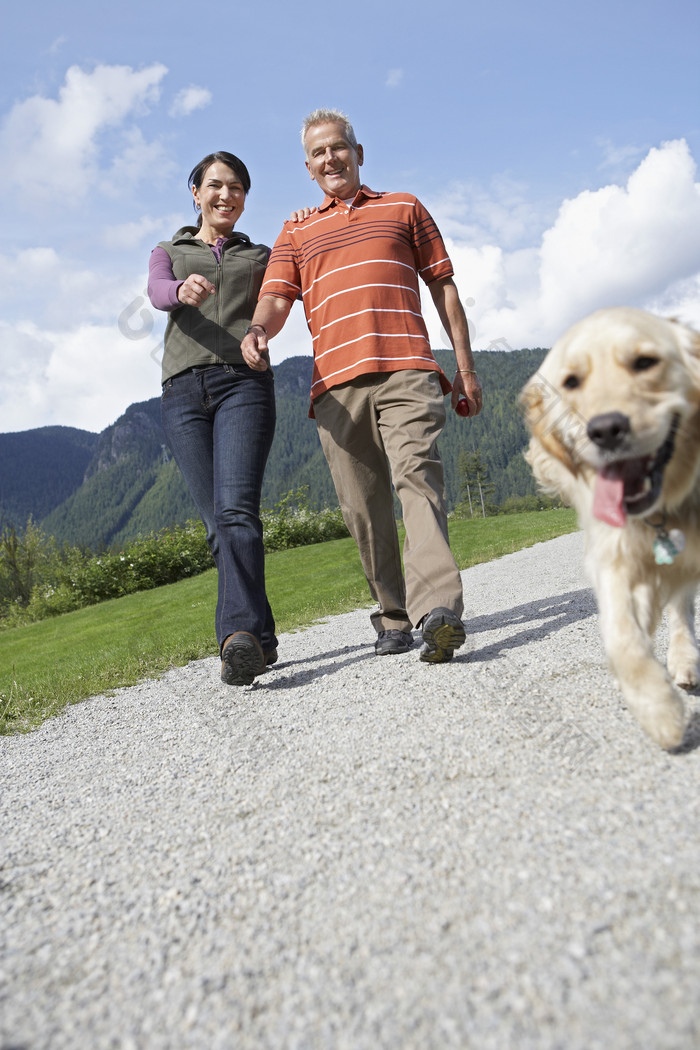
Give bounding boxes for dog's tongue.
[593,469,626,527]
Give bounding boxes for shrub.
[262,488,348,552]
[0,521,212,629]
[498,493,564,514]
[0,492,349,629]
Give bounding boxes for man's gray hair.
[301,108,358,154]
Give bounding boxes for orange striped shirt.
[260,186,454,402]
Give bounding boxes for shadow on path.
[674,708,700,754]
[463,588,597,664]
[261,589,598,689]
[263,643,370,691]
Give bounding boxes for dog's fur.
[521,307,700,748]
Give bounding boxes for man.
[241,108,483,663]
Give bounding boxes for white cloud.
[0,293,309,434]
[107,126,174,192]
[386,69,404,89]
[169,85,212,117]
[102,213,185,251]
[0,242,176,431]
[4,136,700,433]
[0,318,163,433]
[267,301,313,367]
[537,139,700,333]
[0,232,310,431]
[0,62,168,202]
[0,247,146,329]
[643,274,700,331]
[596,138,647,177]
[431,175,549,250]
[424,138,700,352]
[47,35,67,55]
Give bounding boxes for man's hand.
[452,370,483,416]
[427,277,482,416]
[241,325,271,371]
[240,297,293,370]
[177,273,215,307]
[289,206,317,223]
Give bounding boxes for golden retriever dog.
[521,307,700,749]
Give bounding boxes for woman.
[148,151,276,686]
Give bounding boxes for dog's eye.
[562,374,581,389]
[632,355,659,372]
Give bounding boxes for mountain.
[435,346,549,507]
[0,426,98,528]
[0,349,548,550]
[40,399,193,550]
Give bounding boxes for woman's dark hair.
[187,151,251,227]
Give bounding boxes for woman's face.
[192,160,246,236]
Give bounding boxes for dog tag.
[653,537,675,565]
[668,528,686,553]
[653,529,685,565]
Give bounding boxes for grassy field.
[0,509,577,734]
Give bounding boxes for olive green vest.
[158,227,270,382]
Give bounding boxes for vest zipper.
[216,253,223,358]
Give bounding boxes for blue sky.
[1,0,699,433]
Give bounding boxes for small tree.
[457,450,474,517]
[457,451,496,518]
[0,519,50,609]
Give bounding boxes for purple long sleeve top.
[148,238,227,311]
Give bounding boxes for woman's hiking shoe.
[256,648,278,675]
[220,632,265,685]
[374,630,414,656]
[419,607,466,664]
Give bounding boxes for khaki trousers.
[314,369,464,633]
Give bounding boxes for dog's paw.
[636,693,686,750]
[672,668,699,691]
[668,658,700,691]
[667,624,699,690]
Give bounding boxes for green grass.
[0,509,577,734]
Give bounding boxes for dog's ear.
[524,434,580,507]
[519,372,580,478]
[673,320,700,395]
[519,371,548,431]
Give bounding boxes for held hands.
[177,273,215,307]
[241,325,270,372]
[452,370,483,417]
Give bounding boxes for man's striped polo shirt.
[259,185,454,404]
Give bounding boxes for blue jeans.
[161,364,277,654]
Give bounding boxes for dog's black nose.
[587,412,631,450]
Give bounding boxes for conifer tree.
[458,451,496,518]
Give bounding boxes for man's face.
[304,122,364,201]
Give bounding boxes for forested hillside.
[434,347,547,506]
[0,427,98,527]
[0,348,548,549]
[40,399,193,550]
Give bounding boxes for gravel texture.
[1,531,699,1050]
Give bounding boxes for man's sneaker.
[221,632,265,685]
[419,607,466,664]
[374,630,414,656]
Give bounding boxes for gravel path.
[2,531,699,1050]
